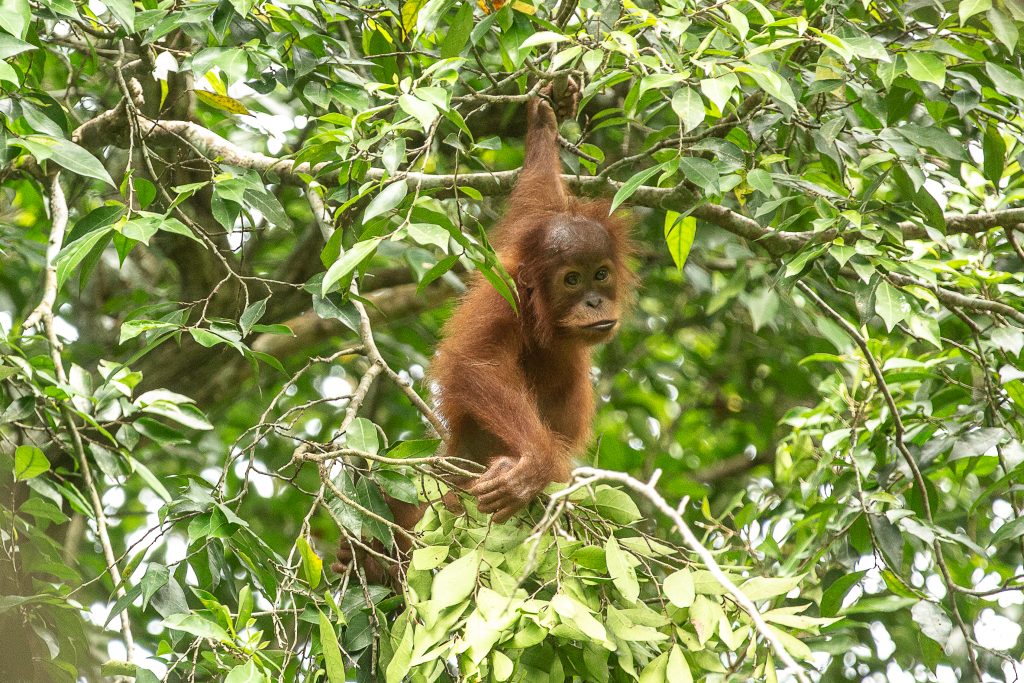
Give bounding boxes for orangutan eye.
[564,272,582,287]
[594,267,609,281]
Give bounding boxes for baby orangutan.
[334,84,633,583]
[431,85,634,522]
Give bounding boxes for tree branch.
[71,114,1022,257]
[23,172,136,661]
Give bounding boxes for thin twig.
[556,466,813,683]
[24,173,136,660]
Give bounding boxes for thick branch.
[73,114,1024,255]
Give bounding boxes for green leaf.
[440,2,475,59]
[239,298,267,337]
[678,156,720,195]
[610,164,664,214]
[664,568,695,608]
[991,515,1024,546]
[322,238,382,295]
[671,87,705,133]
[988,8,1019,52]
[664,211,696,271]
[667,645,693,683]
[820,570,866,616]
[346,417,380,454]
[398,94,438,131]
[740,574,804,601]
[590,485,642,524]
[431,550,479,609]
[747,168,773,195]
[700,73,738,112]
[386,439,441,459]
[0,0,31,39]
[874,280,909,332]
[0,33,34,59]
[904,52,945,88]
[983,124,1006,186]
[243,188,291,229]
[412,545,449,570]
[723,5,749,40]
[225,661,267,683]
[296,536,323,589]
[14,445,50,480]
[235,585,253,632]
[985,62,1024,99]
[639,652,668,683]
[911,600,952,647]
[363,180,408,222]
[318,610,346,683]
[959,0,991,25]
[17,135,115,186]
[161,613,231,642]
[521,31,569,48]
[227,0,257,18]
[54,224,115,291]
[104,0,136,31]
[606,536,640,603]
[895,124,967,161]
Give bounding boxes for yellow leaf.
[205,72,227,96]
[195,90,250,115]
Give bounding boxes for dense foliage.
[3,0,1024,680]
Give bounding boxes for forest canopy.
[2,0,1024,681]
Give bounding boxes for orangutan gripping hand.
[431,83,635,523]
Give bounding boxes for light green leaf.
[739,574,804,601]
[664,211,696,271]
[874,280,910,332]
[610,164,663,214]
[103,0,136,31]
[591,485,642,524]
[0,0,31,39]
[700,73,738,112]
[664,568,695,608]
[161,614,232,642]
[17,135,115,186]
[723,5,749,40]
[0,32,34,59]
[318,610,346,683]
[904,52,945,87]
[398,93,438,131]
[521,31,569,48]
[986,62,1024,99]
[14,445,50,481]
[606,536,640,603]
[959,0,992,24]
[492,651,514,681]
[431,550,479,609]
[296,536,323,589]
[639,652,668,683]
[667,645,693,683]
[671,87,705,133]
[988,8,1019,52]
[322,238,382,295]
[346,417,380,455]
[412,545,449,570]
[364,180,408,222]
[224,661,267,683]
